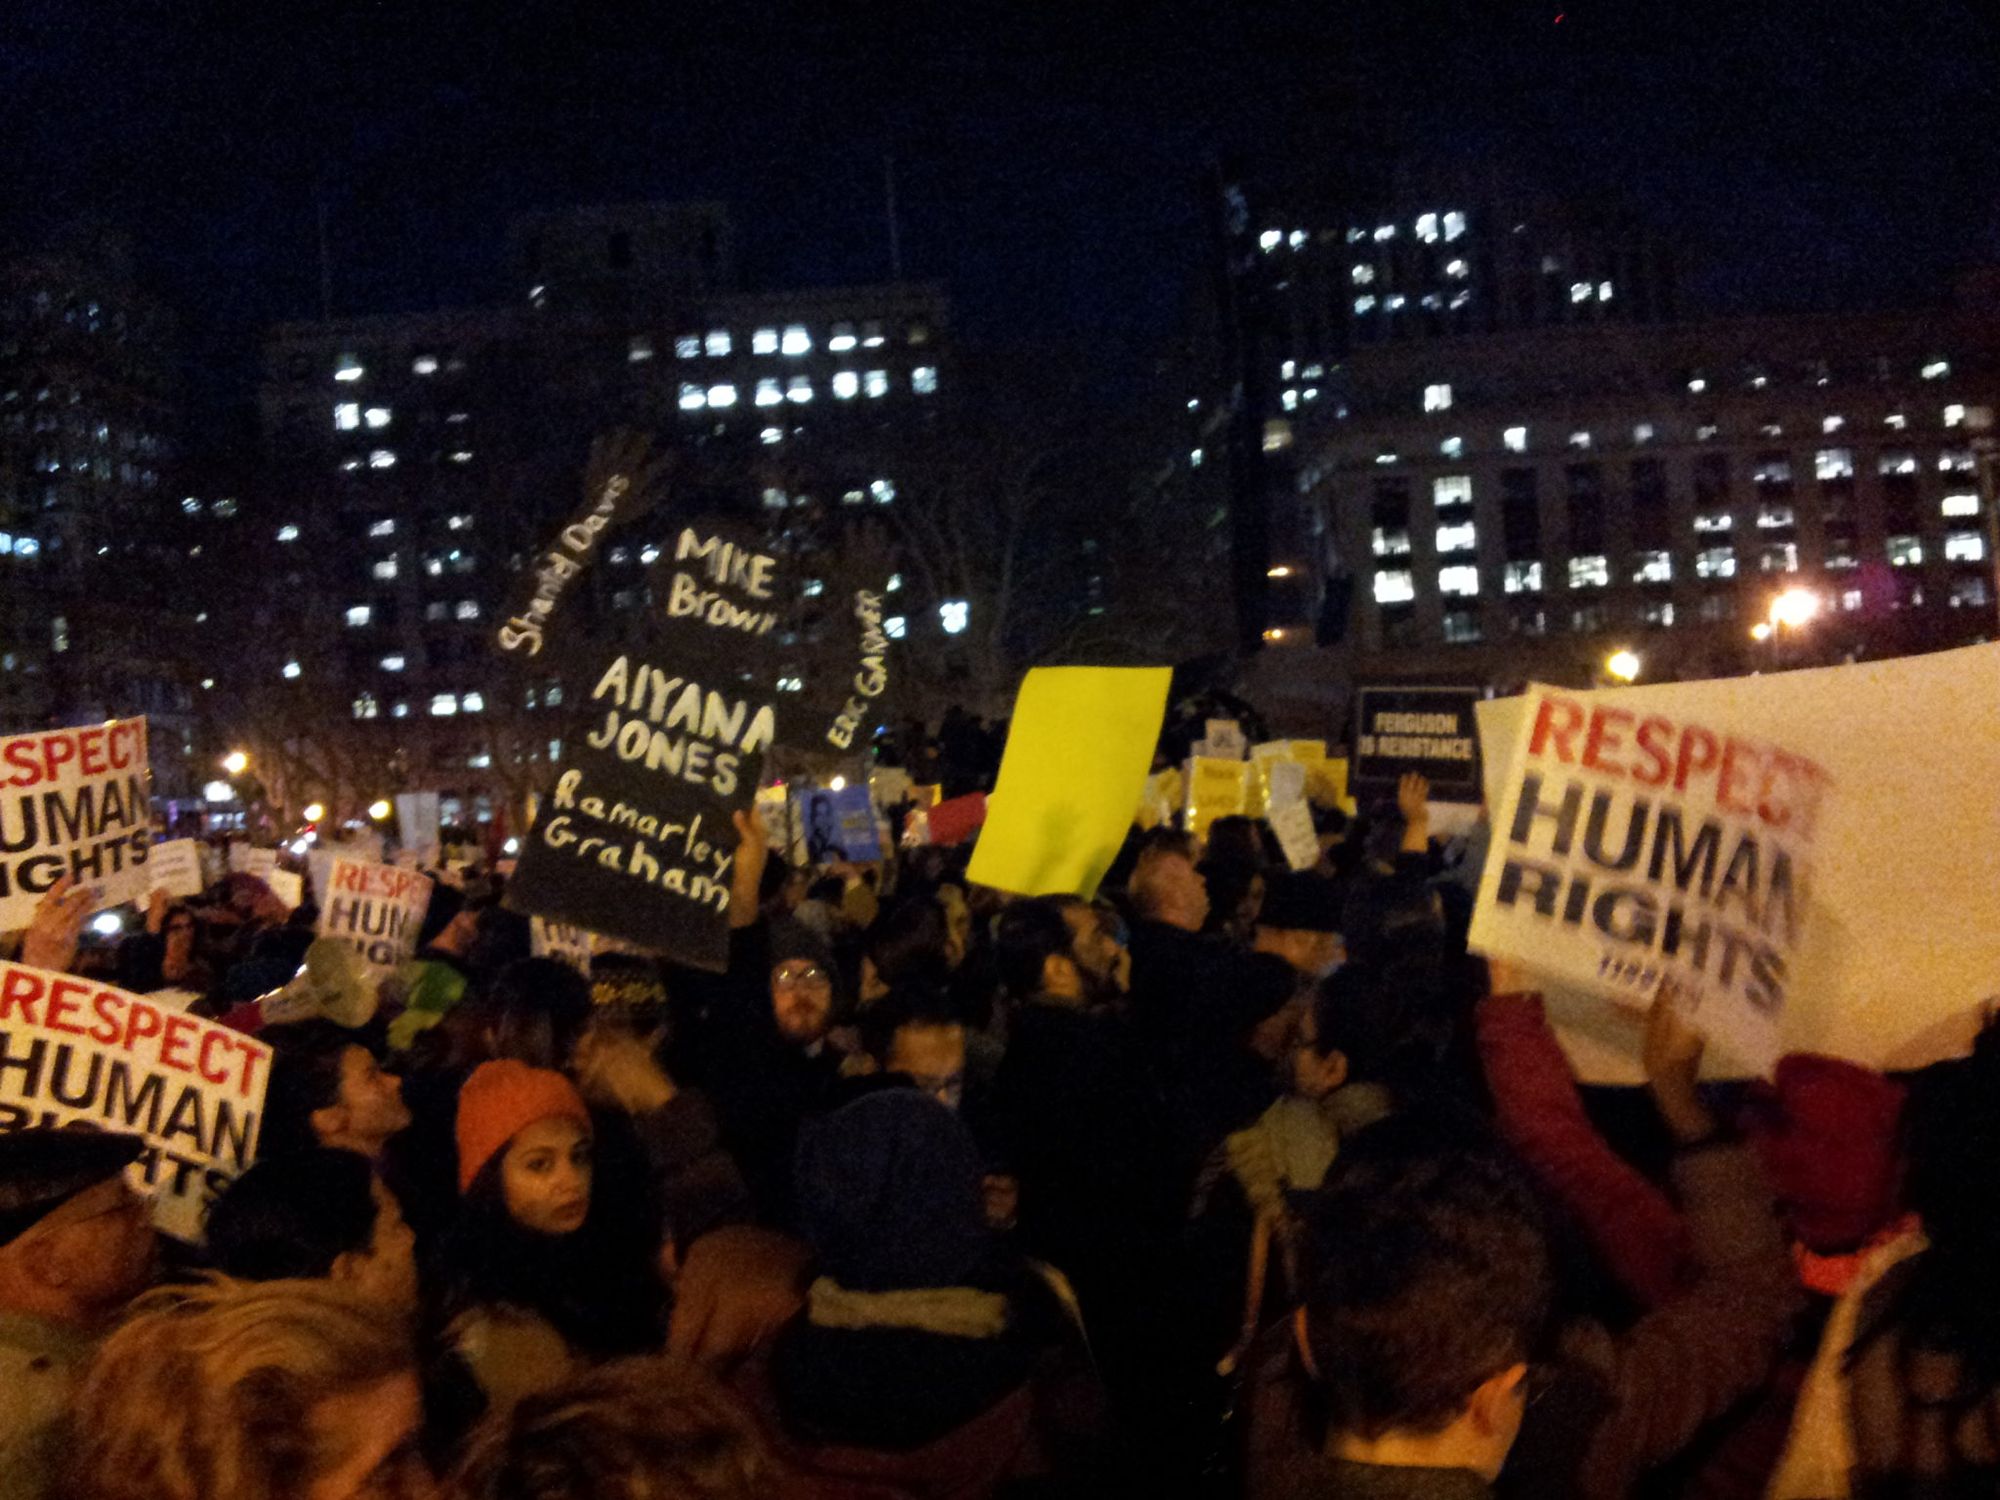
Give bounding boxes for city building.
[1297,265,2000,683]
[249,202,949,826]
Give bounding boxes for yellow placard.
[1186,756,1252,840]
[965,667,1172,898]
[1306,756,1356,816]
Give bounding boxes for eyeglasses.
[773,963,829,987]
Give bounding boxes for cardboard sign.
[147,839,206,900]
[819,589,893,751]
[228,844,279,883]
[266,869,304,912]
[0,961,272,1240]
[506,520,781,971]
[967,667,1171,899]
[0,718,153,931]
[1205,719,1249,761]
[1353,685,1485,803]
[1269,799,1321,872]
[1186,756,1252,840]
[317,857,434,977]
[529,916,595,974]
[1473,644,2000,1078]
[800,786,883,864]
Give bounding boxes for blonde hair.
[58,1276,417,1500]
[450,1356,768,1500]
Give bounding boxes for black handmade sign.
[1352,684,1485,803]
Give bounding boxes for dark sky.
[4,0,1997,410]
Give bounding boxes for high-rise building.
[249,203,949,826]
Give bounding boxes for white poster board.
[0,961,273,1239]
[147,839,206,900]
[316,858,433,977]
[1472,643,2000,1077]
[0,718,153,930]
[529,916,595,974]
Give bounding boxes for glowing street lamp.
[1769,588,1820,630]
[1750,621,1773,642]
[221,750,250,776]
[302,802,326,823]
[1604,648,1641,684]
[367,799,393,822]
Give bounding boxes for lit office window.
[862,321,886,348]
[1570,282,1593,304]
[461,692,485,713]
[1944,403,1967,428]
[1632,551,1673,584]
[1373,569,1416,604]
[828,323,857,353]
[456,600,480,620]
[1695,547,1736,579]
[1878,450,1919,476]
[781,325,812,356]
[786,376,813,403]
[1945,531,1986,562]
[1414,213,1439,242]
[381,654,406,672]
[755,378,782,407]
[277,524,301,542]
[864,370,889,399]
[1633,422,1655,444]
[707,384,738,408]
[628,336,654,363]
[430,694,458,717]
[1942,493,1980,517]
[345,605,371,627]
[1569,430,1592,450]
[912,366,938,395]
[752,328,779,354]
[1352,264,1376,285]
[1922,359,1950,380]
[368,449,396,469]
[1759,543,1798,573]
[1815,448,1854,481]
[1372,528,1411,557]
[1440,436,1464,458]
[1693,513,1733,533]
[1503,426,1527,453]
[1436,522,1477,554]
[1885,412,1908,430]
[1940,449,1976,474]
[413,354,439,375]
[334,403,360,431]
[1438,565,1480,596]
[1822,414,1845,433]
[1423,383,1453,412]
[1353,295,1377,314]
[675,335,701,359]
[1639,600,1674,626]
[832,371,859,400]
[1887,535,1924,567]
[1568,555,1610,588]
[1503,561,1542,594]
[335,355,364,382]
[1443,211,1467,240]
[1758,505,1796,529]
[372,557,397,581]
[705,330,732,357]
[352,694,378,720]
[1433,475,1472,508]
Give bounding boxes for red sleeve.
[1475,992,1695,1308]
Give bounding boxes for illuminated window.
[1878,450,1919,476]
[1373,448,1397,465]
[1945,403,1968,428]
[1942,493,1980,517]
[678,383,706,411]
[276,524,300,542]
[1754,456,1793,486]
[1842,588,1864,611]
[832,371,859,400]
[628,336,654,363]
[828,323,857,353]
[1951,578,1990,608]
[430,694,458,717]
[1697,423,1720,441]
[1568,555,1610,589]
[1503,426,1527,453]
[707,384,737,408]
[1695,547,1736,579]
[1687,377,1708,393]
[345,605,371,627]
[1822,414,1846,433]
[1569,430,1592,450]
[781,325,812,356]
[1503,561,1542,594]
[1815,448,1854,481]
[1945,531,1986,562]
[1374,569,1416,604]
[1598,281,1614,301]
[1446,259,1469,279]
[1922,359,1950,380]
[912,366,938,394]
[1423,383,1453,412]
[1440,436,1463,458]
[1570,281,1593,305]
[1436,522,1477,554]
[1353,295,1377,314]
[675,334,701,359]
[1385,294,1406,311]
[372,557,397,581]
[334,355,364,382]
[1887,535,1924,567]
[1694,512,1733,533]
[1282,389,1299,412]
[938,599,970,634]
[1940,449,1976,474]
[461,692,485,713]
[1885,412,1908,430]
[381,654,406,672]
[1758,505,1796,529]
[1352,264,1375,285]
[1443,211,1467,240]
[1415,213,1439,243]
[334,402,360,431]
[1371,528,1411,557]
[368,449,396,469]
[870,478,896,503]
[1443,609,1482,644]
[760,427,783,445]
[864,370,889,399]
[1633,422,1655,444]
[412,354,439,375]
[755,378,783,407]
[885,616,907,639]
[752,328,779,354]
[1632,551,1673,584]
[352,694,378,720]
[1374,224,1397,242]
[787,376,813,404]
[1439,565,1479,596]
[705,330,732,357]
[1433,475,1472,508]
[1759,543,1798,573]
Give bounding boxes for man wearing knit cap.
[1253,871,1345,982]
[0,1128,155,1500]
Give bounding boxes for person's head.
[60,1277,432,1500]
[416,883,476,957]
[858,899,953,1004]
[204,1149,418,1315]
[1287,1000,1351,1102]
[0,1129,154,1328]
[859,986,968,1110]
[456,1060,594,1236]
[767,924,836,1047]
[1301,1151,1552,1482]
[995,896,1103,1002]
[450,1357,768,1500]
[1130,841,1211,933]
[796,1090,988,1292]
[162,904,199,954]
[485,956,596,1070]
[1256,872,1346,979]
[262,1021,412,1161]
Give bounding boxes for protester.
[56,1277,434,1500]
[204,1148,419,1315]
[115,891,214,1000]
[856,984,968,1110]
[386,884,485,1051]
[0,1129,154,1500]
[449,1356,770,1500]
[261,1019,415,1163]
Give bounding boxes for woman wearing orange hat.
[430,1060,669,1433]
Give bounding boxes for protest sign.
[507,518,781,971]
[1205,719,1249,761]
[870,766,916,809]
[530,916,595,974]
[967,667,1171,899]
[228,844,279,883]
[1187,756,1252,840]
[1269,799,1321,872]
[317,857,433,977]
[395,792,442,865]
[147,838,205,900]
[1472,643,2000,1078]
[1353,685,1485,803]
[266,868,303,912]
[0,961,272,1240]
[818,588,893,752]
[0,717,152,930]
[801,786,883,863]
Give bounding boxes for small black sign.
[1352,684,1485,803]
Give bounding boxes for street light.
[221,750,250,776]
[1750,622,1773,642]
[1769,587,1820,630]
[1604,649,1641,684]
[302,802,326,823]
[367,799,392,821]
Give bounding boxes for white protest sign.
[198,843,224,887]
[530,916,595,974]
[0,718,152,931]
[1264,759,1307,811]
[317,858,433,977]
[1205,719,1249,761]
[147,838,206,900]
[395,792,443,866]
[1472,642,2000,1077]
[0,961,273,1239]
[1269,799,1321,872]
[266,869,303,912]
[228,844,278,883]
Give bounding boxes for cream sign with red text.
[0,718,152,930]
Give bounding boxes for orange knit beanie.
[455,1059,591,1193]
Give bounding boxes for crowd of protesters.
[0,725,1996,1500]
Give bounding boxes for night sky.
[4,0,1997,412]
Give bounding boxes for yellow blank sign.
[966,667,1172,898]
